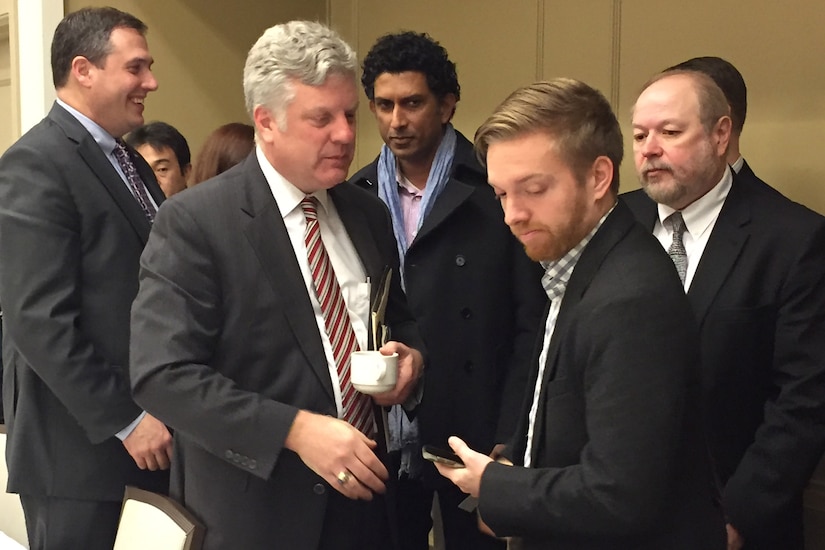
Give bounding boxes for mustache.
[641,161,672,176]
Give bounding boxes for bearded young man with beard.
[623,69,825,550]
[435,78,725,550]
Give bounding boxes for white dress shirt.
[256,147,370,418]
[652,168,733,291]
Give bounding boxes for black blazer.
[622,166,825,548]
[349,133,545,480]
[479,202,725,550]
[0,102,167,500]
[130,154,424,550]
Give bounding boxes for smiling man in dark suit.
[624,69,825,550]
[129,21,425,550]
[0,7,170,549]
[435,79,725,550]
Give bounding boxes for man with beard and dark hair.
[351,31,544,550]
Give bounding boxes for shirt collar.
[730,155,745,174]
[56,98,117,154]
[656,167,733,241]
[540,203,616,300]
[255,145,332,219]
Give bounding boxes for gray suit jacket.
[130,154,423,549]
[0,102,167,500]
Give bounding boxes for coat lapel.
[526,202,635,462]
[329,184,385,288]
[239,158,336,401]
[686,175,750,325]
[49,103,155,243]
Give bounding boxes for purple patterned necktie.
[113,139,157,222]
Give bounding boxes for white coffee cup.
[350,351,398,395]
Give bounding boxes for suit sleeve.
[129,198,297,481]
[478,289,695,539]
[724,220,825,540]
[0,141,142,443]
[495,241,545,442]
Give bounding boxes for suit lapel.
[49,104,154,242]
[330,184,385,296]
[240,158,336,401]
[687,176,751,324]
[526,202,635,462]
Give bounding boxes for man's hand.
[726,523,744,550]
[371,341,424,406]
[122,413,173,470]
[433,436,494,498]
[285,410,388,501]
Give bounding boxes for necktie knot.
[668,211,686,237]
[300,197,318,221]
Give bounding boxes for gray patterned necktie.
[667,211,688,284]
[113,139,157,222]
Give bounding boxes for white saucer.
[353,382,394,395]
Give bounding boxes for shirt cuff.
[115,411,146,441]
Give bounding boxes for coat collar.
[348,131,486,247]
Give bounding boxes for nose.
[501,195,528,229]
[331,113,355,144]
[144,70,158,92]
[390,106,407,129]
[637,133,661,158]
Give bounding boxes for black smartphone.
[422,445,465,468]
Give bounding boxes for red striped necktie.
[301,197,374,435]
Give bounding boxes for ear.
[71,56,95,89]
[182,163,192,180]
[369,100,377,116]
[712,115,732,157]
[590,156,614,200]
[439,93,457,124]
[253,105,280,144]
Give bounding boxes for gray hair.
[243,21,357,129]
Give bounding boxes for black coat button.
[464,360,474,372]
[313,483,326,495]
[455,255,466,266]
[460,308,473,319]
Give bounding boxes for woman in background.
[190,122,255,186]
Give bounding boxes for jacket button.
[248,459,257,470]
[464,360,474,372]
[313,483,326,495]
[224,450,234,460]
[460,307,473,319]
[455,254,466,267]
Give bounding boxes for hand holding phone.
[422,444,465,468]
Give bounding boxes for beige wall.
[0,0,14,154]
[64,0,327,157]
[332,0,825,214]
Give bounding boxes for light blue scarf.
[377,124,457,286]
[376,124,457,471]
